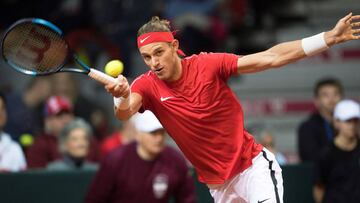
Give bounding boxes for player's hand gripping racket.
[1,18,117,85]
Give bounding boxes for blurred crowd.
[1,73,359,202]
[0,0,308,170]
[0,74,127,171]
[0,0,303,77]
[0,0,359,203]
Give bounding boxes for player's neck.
[167,57,183,82]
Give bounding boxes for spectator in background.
[0,91,26,172]
[259,131,287,166]
[164,0,223,54]
[52,73,110,141]
[4,77,52,144]
[85,111,196,203]
[298,78,343,162]
[27,96,99,169]
[26,96,74,168]
[313,99,360,203]
[47,118,98,171]
[100,120,136,158]
[91,0,163,77]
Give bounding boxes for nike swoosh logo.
[258,198,270,203]
[140,36,151,44]
[160,97,173,102]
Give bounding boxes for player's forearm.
[265,30,334,68]
[237,40,305,74]
[265,13,359,69]
[115,107,133,120]
[266,40,306,68]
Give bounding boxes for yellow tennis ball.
[20,134,34,147]
[104,60,124,77]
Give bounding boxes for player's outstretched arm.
[105,75,142,120]
[237,13,360,74]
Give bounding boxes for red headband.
[137,32,185,56]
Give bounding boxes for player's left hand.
[327,13,360,45]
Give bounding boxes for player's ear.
[171,39,179,51]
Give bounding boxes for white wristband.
[114,95,130,110]
[301,32,329,56]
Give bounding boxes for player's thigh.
[238,149,283,203]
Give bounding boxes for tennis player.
[106,13,360,203]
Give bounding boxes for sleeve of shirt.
[130,74,149,113]
[201,52,240,80]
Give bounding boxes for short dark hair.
[137,16,171,37]
[314,78,344,97]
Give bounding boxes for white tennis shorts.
[208,148,283,203]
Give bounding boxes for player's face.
[335,118,359,138]
[140,41,181,81]
[138,129,166,158]
[0,98,7,131]
[64,127,90,158]
[315,85,342,115]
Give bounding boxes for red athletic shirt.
[131,52,263,184]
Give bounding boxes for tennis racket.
[1,18,117,85]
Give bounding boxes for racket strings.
[2,23,68,74]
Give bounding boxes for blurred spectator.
[52,73,110,140]
[47,118,98,171]
[259,131,287,166]
[0,91,26,172]
[26,96,74,168]
[219,0,247,28]
[164,0,217,20]
[91,0,163,77]
[4,77,52,143]
[85,111,196,203]
[313,99,360,203]
[100,120,136,158]
[26,96,99,169]
[164,0,222,54]
[297,78,343,162]
[65,28,121,64]
[50,0,93,33]
[249,0,273,29]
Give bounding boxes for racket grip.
[88,68,117,85]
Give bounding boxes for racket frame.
[1,18,117,84]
